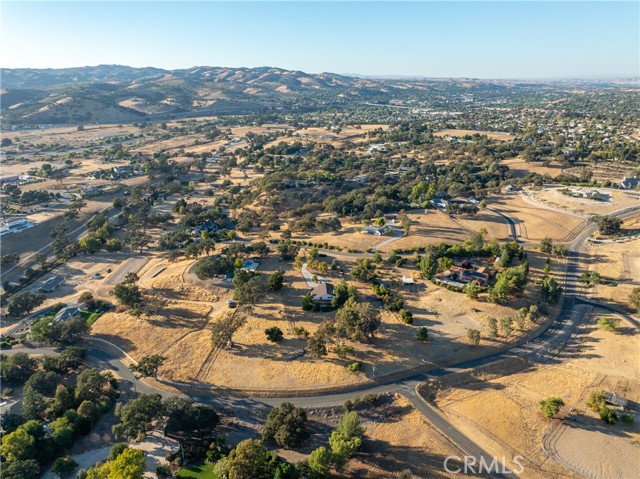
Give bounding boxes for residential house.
[362,225,388,236]
[310,283,335,303]
[350,174,369,184]
[54,306,80,322]
[461,270,490,286]
[241,260,260,272]
[568,188,607,200]
[38,276,65,293]
[620,176,640,190]
[192,220,218,236]
[367,144,387,155]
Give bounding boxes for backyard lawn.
[177,461,214,479]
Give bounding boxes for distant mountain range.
[1,65,395,125]
[1,64,636,126]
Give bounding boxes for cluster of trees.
[199,407,365,479]
[488,263,529,304]
[113,394,219,442]
[305,298,381,359]
[592,215,623,236]
[1,359,117,478]
[539,397,564,418]
[80,443,145,479]
[587,390,618,425]
[30,315,89,347]
[5,291,45,317]
[77,211,124,254]
[539,237,567,258]
[3,185,53,206]
[229,134,513,225]
[0,253,20,267]
[193,242,271,280]
[445,203,479,216]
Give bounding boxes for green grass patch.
[80,310,101,325]
[177,462,214,479]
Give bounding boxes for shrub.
[51,456,77,476]
[347,361,362,373]
[599,406,617,425]
[467,329,481,345]
[293,326,309,338]
[156,464,171,478]
[597,316,619,332]
[265,327,284,342]
[539,397,564,418]
[416,327,428,342]
[400,309,413,324]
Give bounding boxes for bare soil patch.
[434,129,514,141]
[489,193,584,241]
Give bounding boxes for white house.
[310,283,335,303]
[362,226,388,236]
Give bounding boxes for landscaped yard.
[177,461,214,479]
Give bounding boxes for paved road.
[487,207,520,242]
[104,257,149,285]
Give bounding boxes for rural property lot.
[588,237,640,308]
[435,308,640,479]
[343,395,461,479]
[524,186,640,217]
[433,129,514,141]
[500,157,564,178]
[104,257,149,285]
[91,249,554,391]
[489,193,585,242]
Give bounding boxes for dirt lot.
[91,258,228,364]
[2,123,140,148]
[489,193,585,242]
[435,307,640,479]
[585,236,640,308]
[358,209,509,253]
[263,125,389,149]
[500,157,564,178]
[434,129,514,141]
[525,186,640,217]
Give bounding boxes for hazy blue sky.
[2,1,638,78]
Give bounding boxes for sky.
[1,1,638,79]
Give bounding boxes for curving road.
[6,205,640,478]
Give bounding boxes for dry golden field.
[434,129,515,141]
[489,193,585,241]
[435,307,640,479]
[500,157,564,178]
[524,186,640,217]
[88,243,557,391]
[588,236,640,308]
[343,395,462,479]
